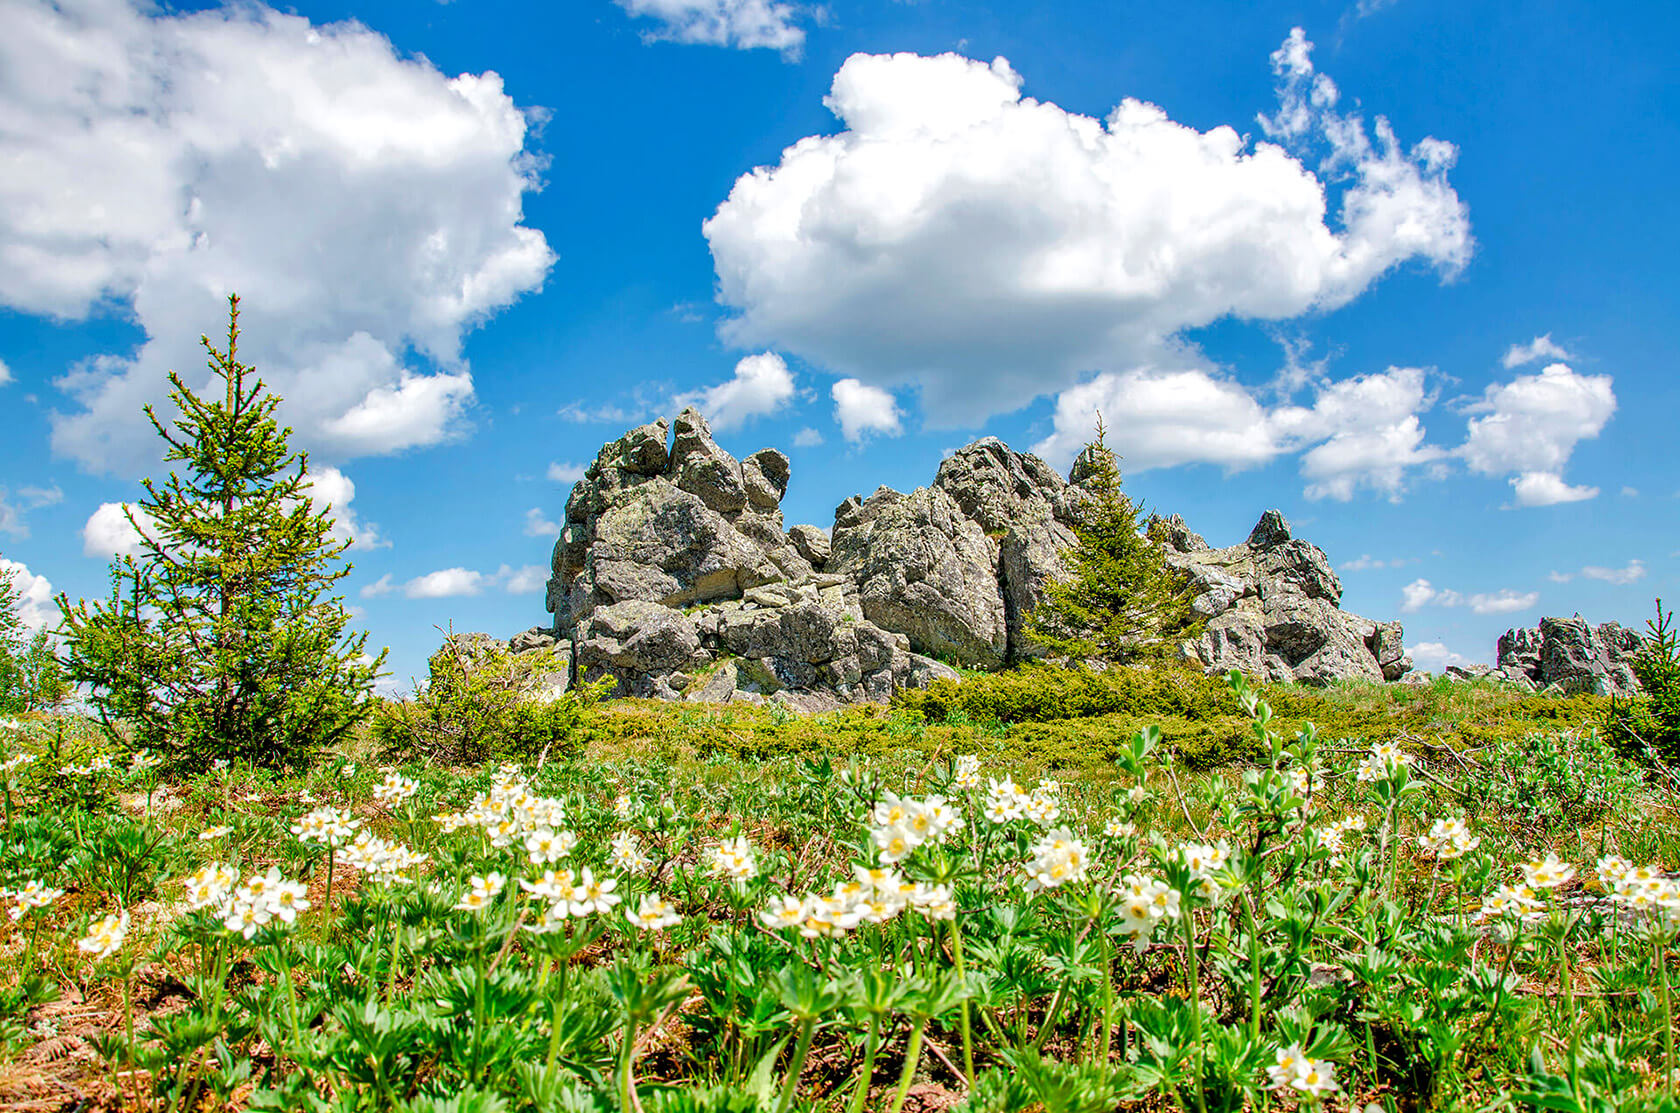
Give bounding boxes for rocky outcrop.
[1159,511,1411,685]
[1496,617,1642,695]
[827,437,1089,669]
[510,411,1414,707]
[543,408,958,708]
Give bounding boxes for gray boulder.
[829,485,1009,668]
[547,408,812,628]
[575,600,705,698]
[786,524,831,569]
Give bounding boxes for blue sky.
[1,0,1675,689]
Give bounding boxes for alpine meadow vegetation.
[0,668,1677,1112]
[4,308,1677,1113]
[56,296,385,773]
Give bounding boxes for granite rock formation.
[1495,617,1643,695]
[1158,511,1411,685]
[471,412,1417,706]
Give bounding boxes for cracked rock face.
[510,413,1413,706]
[1496,617,1642,695]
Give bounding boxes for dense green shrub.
[1462,727,1645,834]
[373,638,612,765]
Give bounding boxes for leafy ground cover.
[1,672,1677,1112]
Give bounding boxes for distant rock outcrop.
[1495,617,1643,695]
[481,411,1417,707]
[1158,511,1411,685]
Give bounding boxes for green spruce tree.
[58,295,385,769]
[0,559,65,714]
[1025,417,1201,664]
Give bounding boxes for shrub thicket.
[373,636,613,765]
[56,296,383,771]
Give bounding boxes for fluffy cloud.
[1400,578,1537,615]
[0,558,55,632]
[0,358,11,386]
[82,502,156,558]
[1459,363,1614,507]
[704,31,1469,428]
[1,0,554,475]
[792,427,824,448]
[1034,364,1442,500]
[547,461,586,484]
[832,379,902,443]
[671,352,795,431]
[615,0,808,53]
[362,563,545,599]
[1502,334,1571,368]
[297,466,383,549]
[524,508,561,539]
[1406,641,1472,673]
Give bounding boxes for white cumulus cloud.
[792,427,824,448]
[1580,560,1646,586]
[0,358,11,386]
[547,461,586,484]
[297,466,383,549]
[0,558,55,632]
[1035,364,1443,500]
[671,352,795,432]
[704,31,1469,429]
[0,0,554,476]
[1459,362,1614,507]
[363,563,546,599]
[82,502,157,558]
[832,379,902,443]
[1502,334,1571,368]
[1400,577,1536,615]
[0,485,62,539]
[615,0,809,54]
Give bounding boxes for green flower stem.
[776,1015,817,1113]
[1182,910,1208,1113]
[617,1013,641,1112]
[949,918,975,1085]
[886,1016,929,1113]
[850,1013,882,1113]
[1099,926,1115,1063]
[1660,932,1676,1101]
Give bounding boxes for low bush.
[372,638,612,764]
[893,661,1235,724]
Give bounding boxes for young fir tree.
[58,296,385,769]
[1025,417,1201,664]
[0,559,66,713]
